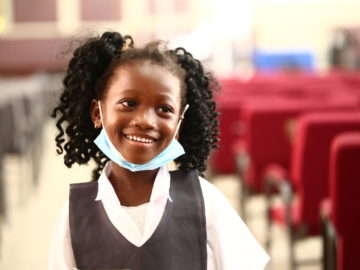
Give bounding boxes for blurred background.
[1,0,360,269]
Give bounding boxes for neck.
[108,161,159,207]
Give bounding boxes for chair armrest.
[264,164,289,187]
[320,198,337,270]
[264,164,294,250]
[265,164,294,230]
[320,198,332,220]
[320,198,336,246]
[264,164,291,203]
[233,139,249,178]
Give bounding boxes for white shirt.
[49,162,269,270]
[122,203,149,237]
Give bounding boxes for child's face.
[93,61,182,165]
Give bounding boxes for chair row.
[215,72,360,269]
[238,110,360,269]
[0,73,62,231]
[211,72,360,175]
[217,73,360,269]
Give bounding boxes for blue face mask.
[94,102,189,172]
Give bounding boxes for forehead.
[106,62,182,101]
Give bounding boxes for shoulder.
[70,181,98,189]
[69,181,99,201]
[198,176,234,208]
[197,176,241,227]
[198,176,227,200]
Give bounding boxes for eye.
[120,99,136,108]
[158,105,174,114]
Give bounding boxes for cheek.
[164,119,180,138]
[104,108,126,125]
[104,114,127,138]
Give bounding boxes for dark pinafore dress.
[69,169,207,270]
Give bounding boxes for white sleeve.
[48,201,76,270]
[199,177,270,270]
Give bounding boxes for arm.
[199,177,270,270]
[48,202,76,270]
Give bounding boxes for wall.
[251,0,360,70]
[0,0,205,73]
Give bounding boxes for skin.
[91,61,182,206]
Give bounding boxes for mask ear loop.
[98,100,105,128]
[173,104,189,140]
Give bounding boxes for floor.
[0,121,322,270]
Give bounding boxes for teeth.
[126,135,154,143]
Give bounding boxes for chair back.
[241,100,358,192]
[329,132,360,270]
[330,132,360,233]
[291,112,360,234]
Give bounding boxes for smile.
[125,135,155,144]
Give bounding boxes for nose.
[132,109,156,130]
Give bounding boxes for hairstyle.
[52,31,219,180]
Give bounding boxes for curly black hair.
[52,31,219,181]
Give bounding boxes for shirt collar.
[95,161,171,203]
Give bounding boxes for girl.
[49,31,269,270]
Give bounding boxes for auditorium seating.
[234,99,359,220]
[211,72,360,175]
[265,112,360,269]
[0,73,61,248]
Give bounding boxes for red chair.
[322,132,360,270]
[212,94,286,174]
[234,98,358,220]
[265,112,360,269]
[213,73,360,175]
[239,98,358,190]
[212,75,307,174]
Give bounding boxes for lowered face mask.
[94,102,189,172]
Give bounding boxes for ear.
[90,99,102,128]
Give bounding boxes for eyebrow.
[118,89,140,94]
[114,89,178,106]
[157,93,177,105]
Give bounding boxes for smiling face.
[92,61,182,165]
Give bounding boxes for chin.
[126,156,154,165]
